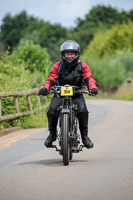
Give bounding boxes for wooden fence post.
[27,96,33,111]
[14,96,19,113]
[37,96,41,106]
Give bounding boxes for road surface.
[0,99,133,200]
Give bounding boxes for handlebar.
[52,86,96,96]
[37,85,97,96]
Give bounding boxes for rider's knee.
[77,104,88,113]
[47,107,59,116]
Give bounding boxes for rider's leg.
[44,96,61,147]
[74,96,93,149]
[44,113,58,147]
[77,111,94,149]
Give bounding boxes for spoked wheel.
[61,113,70,166]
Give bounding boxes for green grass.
[20,108,48,129]
[84,78,133,101]
[112,79,133,100]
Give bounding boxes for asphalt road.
[0,99,133,200]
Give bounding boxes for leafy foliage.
[81,53,126,87]
[116,50,133,73]
[23,20,68,62]
[0,11,68,63]
[83,21,133,57]
[12,39,52,77]
[0,11,38,52]
[81,20,133,88]
[0,51,50,130]
[73,5,133,52]
[0,6,133,61]
[75,5,120,32]
[0,50,45,92]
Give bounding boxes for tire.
[62,113,70,166]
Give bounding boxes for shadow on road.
[18,158,88,167]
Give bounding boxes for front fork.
[56,104,82,154]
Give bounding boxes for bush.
[12,39,52,78]
[0,50,51,130]
[81,53,126,87]
[117,49,133,73]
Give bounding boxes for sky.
[0,0,133,28]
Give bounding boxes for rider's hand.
[38,87,48,96]
[89,88,98,95]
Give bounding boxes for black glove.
[89,88,98,95]
[38,87,48,96]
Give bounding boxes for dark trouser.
[47,94,89,136]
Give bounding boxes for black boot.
[77,112,94,149]
[44,133,56,147]
[81,131,94,149]
[44,113,58,147]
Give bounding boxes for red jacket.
[43,61,97,90]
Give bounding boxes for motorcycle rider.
[39,40,98,148]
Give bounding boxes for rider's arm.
[81,61,97,90]
[43,61,61,91]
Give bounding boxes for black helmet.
[60,40,80,67]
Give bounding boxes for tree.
[83,21,133,57]
[32,23,68,63]
[72,5,133,53]
[128,9,133,20]
[74,5,131,32]
[0,11,38,52]
[1,6,133,63]
[0,32,5,55]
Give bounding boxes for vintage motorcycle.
[39,85,95,166]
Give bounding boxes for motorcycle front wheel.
[61,113,70,166]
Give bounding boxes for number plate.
[61,86,73,96]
